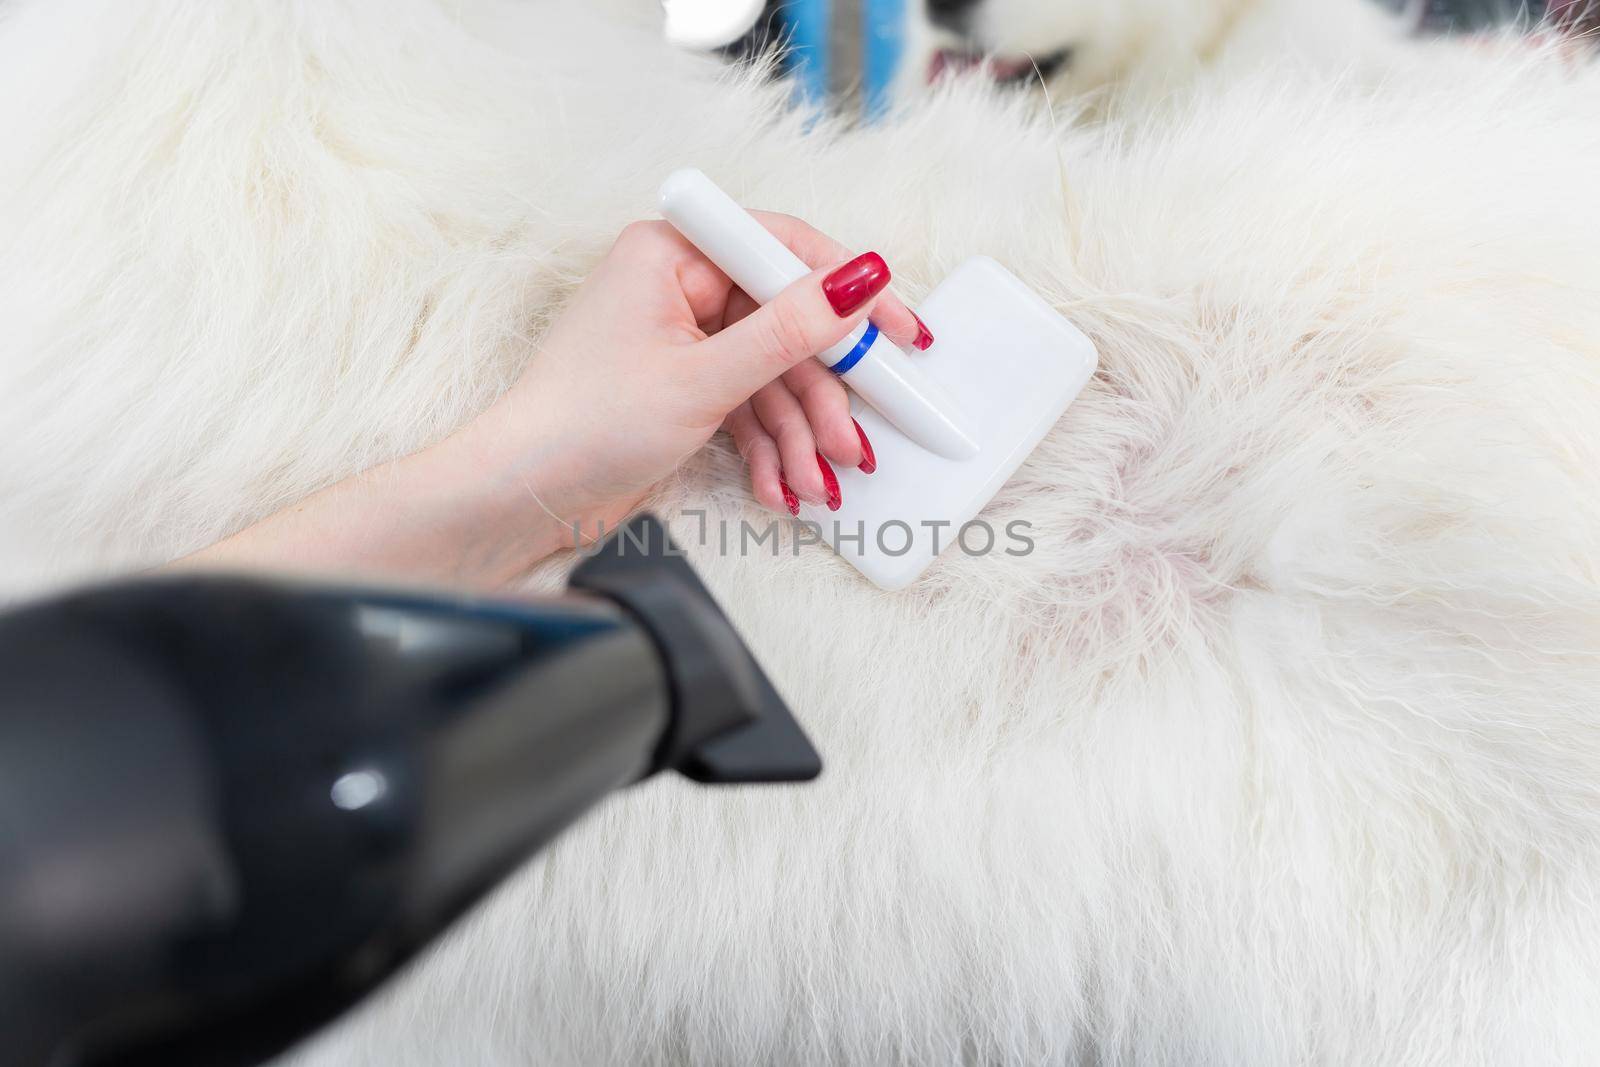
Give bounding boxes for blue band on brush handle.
[831,323,878,375]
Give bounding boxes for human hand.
[468,212,933,544]
[175,213,937,588]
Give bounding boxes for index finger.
[749,210,930,352]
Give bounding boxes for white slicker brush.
[659,168,1098,590]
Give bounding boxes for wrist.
[409,407,580,584]
[427,389,635,577]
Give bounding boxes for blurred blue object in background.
[783,0,832,107]
[770,0,903,119]
[862,0,906,119]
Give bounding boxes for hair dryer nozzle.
[571,513,821,784]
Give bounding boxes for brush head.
[798,256,1097,590]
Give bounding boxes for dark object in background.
[723,0,791,66]
[0,514,819,1067]
[1397,0,1555,31]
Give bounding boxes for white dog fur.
[3,1,1600,1064]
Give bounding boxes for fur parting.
[2,0,1600,1064]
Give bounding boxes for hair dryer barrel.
[0,515,817,1067]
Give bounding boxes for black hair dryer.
[0,515,819,1067]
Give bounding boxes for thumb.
[696,251,891,408]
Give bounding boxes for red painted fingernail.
[910,310,934,351]
[853,418,876,474]
[816,452,842,511]
[822,252,890,317]
[779,478,799,516]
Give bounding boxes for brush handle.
[658,169,978,460]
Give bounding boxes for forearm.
[170,416,573,588]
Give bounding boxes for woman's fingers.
[685,212,911,509]
[895,303,936,352]
[751,380,840,511]
[724,402,794,515]
[751,210,933,351]
[782,360,864,471]
[695,252,891,413]
[630,208,934,354]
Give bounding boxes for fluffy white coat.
[2,1,1599,1064]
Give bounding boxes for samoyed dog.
[3,1,1600,1064]
[864,0,1417,106]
